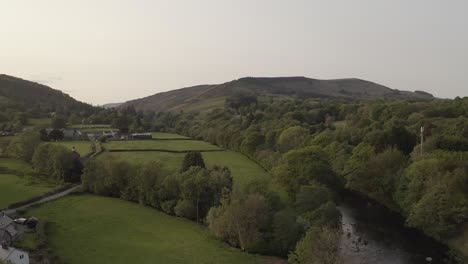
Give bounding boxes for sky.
[1,0,467,105]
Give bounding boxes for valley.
[0,75,466,264]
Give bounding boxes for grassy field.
[203,151,270,190]
[25,195,263,264]
[27,118,51,127]
[52,141,93,156]
[105,140,221,151]
[101,134,282,195]
[0,158,55,209]
[151,132,190,139]
[99,152,185,171]
[70,124,111,129]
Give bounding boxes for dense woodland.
[147,94,468,259]
[1,77,467,263]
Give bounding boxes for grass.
[0,158,56,209]
[27,118,51,127]
[26,194,263,264]
[151,132,190,139]
[69,124,111,129]
[52,141,93,156]
[100,133,284,195]
[175,97,226,114]
[0,157,35,175]
[105,140,221,151]
[203,151,270,190]
[99,152,185,172]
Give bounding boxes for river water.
[338,192,451,264]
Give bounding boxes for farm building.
[0,244,29,264]
[131,133,153,140]
[0,214,18,246]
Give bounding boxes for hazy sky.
[1,0,467,104]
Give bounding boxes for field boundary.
[1,184,80,213]
[107,149,226,153]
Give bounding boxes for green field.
[99,152,185,171]
[70,124,111,129]
[101,134,280,194]
[0,158,55,209]
[27,118,51,127]
[52,141,93,156]
[105,140,221,151]
[203,151,270,190]
[151,132,190,139]
[25,195,262,264]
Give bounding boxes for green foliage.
[6,130,41,162]
[240,131,264,157]
[273,146,342,196]
[396,151,468,240]
[272,209,303,256]
[288,227,342,264]
[345,147,407,210]
[51,115,67,129]
[32,143,83,183]
[181,151,206,172]
[278,126,309,151]
[207,193,271,252]
[48,129,64,141]
[83,157,233,225]
[295,184,334,215]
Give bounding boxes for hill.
[0,74,93,114]
[119,77,435,112]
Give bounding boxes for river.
[338,192,452,264]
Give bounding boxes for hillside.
[119,77,435,112]
[0,74,93,114]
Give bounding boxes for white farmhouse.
[0,245,29,264]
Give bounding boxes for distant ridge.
[117,76,435,112]
[0,74,93,112]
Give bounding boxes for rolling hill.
[118,77,435,112]
[0,74,93,113]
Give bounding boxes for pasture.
[0,158,55,209]
[104,140,221,151]
[52,141,93,156]
[99,152,185,171]
[100,133,281,194]
[25,195,263,264]
[203,151,270,190]
[151,132,189,139]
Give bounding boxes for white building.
[0,246,29,264]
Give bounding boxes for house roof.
[0,246,28,262]
[0,215,13,229]
[5,225,17,238]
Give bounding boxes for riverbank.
[338,191,453,264]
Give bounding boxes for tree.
[207,194,271,252]
[295,184,333,215]
[278,126,309,151]
[48,129,64,141]
[272,209,303,256]
[51,115,67,129]
[181,151,206,172]
[288,227,342,264]
[345,147,407,210]
[240,132,264,157]
[7,130,41,162]
[273,146,342,196]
